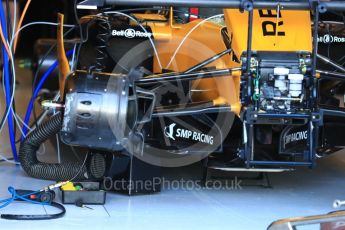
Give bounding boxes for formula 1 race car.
[19,0,345,193]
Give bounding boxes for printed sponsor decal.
[164,123,176,140]
[258,10,285,37]
[111,28,152,38]
[284,130,308,147]
[318,34,345,43]
[164,123,214,145]
[279,125,309,154]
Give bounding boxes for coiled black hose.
[19,114,90,181]
[94,17,110,72]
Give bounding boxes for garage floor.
[1,66,345,230]
[1,153,345,229]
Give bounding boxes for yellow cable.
[13,0,32,53]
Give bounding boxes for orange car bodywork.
[133,9,312,115]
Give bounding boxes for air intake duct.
[19,113,90,181]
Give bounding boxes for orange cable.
[13,0,31,53]
[0,21,12,60]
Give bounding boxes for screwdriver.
[75,200,94,210]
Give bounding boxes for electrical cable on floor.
[0,154,18,165]
[0,153,88,219]
[0,188,48,209]
[0,202,66,220]
[0,187,65,220]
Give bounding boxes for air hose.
[19,113,90,181]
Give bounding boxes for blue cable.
[0,3,18,161]
[21,49,74,140]
[0,187,48,209]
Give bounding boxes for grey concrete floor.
[0,65,345,229]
